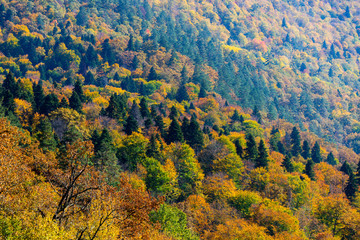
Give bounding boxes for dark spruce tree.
[282,155,294,173]
[32,82,45,112]
[340,161,353,176]
[69,91,82,113]
[40,93,59,115]
[187,116,204,152]
[345,173,357,201]
[124,115,138,135]
[246,133,258,161]
[166,118,183,144]
[35,117,57,152]
[305,159,315,180]
[139,98,150,119]
[176,82,190,103]
[155,115,165,137]
[290,127,301,157]
[234,139,243,158]
[311,142,322,163]
[148,67,159,81]
[84,71,96,85]
[74,79,85,103]
[326,152,337,166]
[302,140,311,159]
[255,140,268,168]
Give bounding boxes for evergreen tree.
[129,100,141,124]
[187,116,204,152]
[246,134,258,161]
[33,82,45,112]
[3,72,19,98]
[356,160,360,185]
[234,139,243,158]
[124,115,138,135]
[345,6,351,18]
[277,141,286,155]
[322,41,328,49]
[35,117,57,152]
[311,142,322,163]
[231,110,241,122]
[146,134,161,160]
[59,98,68,108]
[166,118,183,144]
[255,140,268,168]
[180,66,189,83]
[40,93,59,115]
[84,71,96,85]
[127,34,134,51]
[181,117,190,141]
[74,79,85,103]
[302,140,311,159]
[290,127,301,157]
[326,152,337,166]
[300,62,307,72]
[148,67,159,81]
[169,106,178,120]
[69,91,82,113]
[155,115,165,137]
[176,82,190,102]
[101,39,115,65]
[198,85,207,98]
[305,159,315,180]
[139,98,150,119]
[282,155,294,173]
[76,6,89,26]
[345,173,357,201]
[282,17,288,28]
[340,161,353,176]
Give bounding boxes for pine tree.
[234,139,243,158]
[176,82,190,102]
[326,152,337,166]
[69,91,82,113]
[291,127,301,156]
[305,159,315,180]
[311,142,322,163]
[277,141,286,155]
[36,117,57,152]
[345,6,351,18]
[255,140,268,168]
[76,6,89,26]
[124,115,138,135]
[181,117,190,141]
[282,155,294,173]
[74,79,85,103]
[3,72,19,98]
[169,106,178,120]
[146,134,161,160]
[356,160,360,185]
[148,67,158,81]
[231,110,241,122]
[155,115,165,137]
[340,161,353,176]
[139,98,150,119]
[40,93,59,115]
[33,82,45,112]
[84,71,96,85]
[345,173,357,201]
[166,118,183,144]
[282,17,288,28]
[198,85,207,98]
[127,34,134,51]
[302,140,311,159]
[246,134,258,161]
[187,116,204,152]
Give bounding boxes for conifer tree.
[166,118,183,144]
[255,140,268,168]
[69,91,82,113]
[234,139,243,158]
[340,161,353,176]
[148,67,158,81]
[33,82,45,112]
[176,82,190,103]
[124,115,138,135]
[231,110,241,122]
[282,17,288,28]
[291,127,301,156]
[3,72,19,98]
[155,115,165,137]
[356,160,360,185]
[345,6,351,18]
[311,142,322,163]
[84,71,96,85]
[40,93,59,115]
[246,133,258,161]
[74,79,85,103]
[345,173,357,201]
[181,117,190,141]
[187,116,204,152]
[282,155,294,173]
[169,106,178,120]
[277,141,286,155]
[302,140,311,159]
[36,117,57,152]
[139,98,150,119]
[198,85,207,98]
[305,159,315,180]
[146,134,161,160]
[127,34,134,51]
[326,152,337,166]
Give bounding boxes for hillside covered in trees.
[1,0,360,239]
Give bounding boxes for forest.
[0,0,360,239]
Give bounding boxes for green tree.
[326,152,337,166]
[139,97,150,119]
[282,155,294,173]
[302,140,311,159]
[345,173,357,201]
[255,139,268,168]
[166,118,183,144]
[340,161,353,176]
[151,204,199,240]
[74,79,85,103]
[246,133,257,161]
[186,116,204,152]
[305,159,315,180]
[76,6,89,26]
[176,82,190,103]
[35,117,57,152]
[33,81,45,112]
[234,139,243,158]
[69,91,82,113]
[290,127,301,157]
[311,142,322,163]
[148,67,159,81]
[40,93,59,115]
[124,115,138,135]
